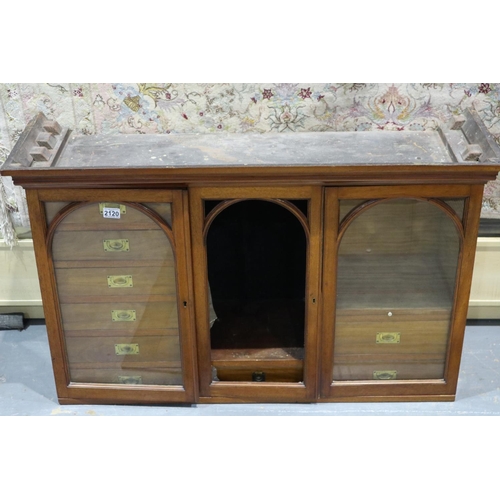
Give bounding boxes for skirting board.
[1,238,500,320]
[0,239,43,319]
[468,237,500,319]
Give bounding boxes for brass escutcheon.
[376,332,401,344]
[103,239,130,252]
[114,344,140,355]
[99,203,126,215]
[111,310,136,322]
[373,370,397,380]
[107,275,133,288]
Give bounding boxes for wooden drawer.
[69,361,182,385]
[46,202,172,230]
[46,203,158,231]
[66,335,181,364]
[213,362,303,383]
[333,353,446,381]
[60,301,179,332]
[334,308,451,356]
[212,348,303,383]
[55,265,176,301]
[52,230,173,262]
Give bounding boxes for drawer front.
[66,335,181,364]
[335,308,451,356]
[52,230,173,262]
[55,266,176,299]
[70,363,183,385]
[49,202,162,230]
[60,301,179,332]
[333,354,446,381]
[46,202,172,227]
[213,360,303,383]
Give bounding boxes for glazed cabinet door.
[190,186,322,403]
[27,189,198,405]
[320,185,483,402]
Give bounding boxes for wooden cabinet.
[2,110,499,405]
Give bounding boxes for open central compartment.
[206,199,307,382]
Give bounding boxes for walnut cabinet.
[2,110,500,405]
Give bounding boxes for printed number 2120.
[103,208,121,219]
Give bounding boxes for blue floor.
[1,321,499,416]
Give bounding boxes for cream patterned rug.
[1,83,499,245]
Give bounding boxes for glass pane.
[143,203,172,226]
[338,199,365,224]
[49,201,183,386]
[333,198,460,381]
[45,202,71,224]
[445,199,465,221]
[206,200,306,383]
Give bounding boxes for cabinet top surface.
[2,110,499,187]
[58,130,451,168]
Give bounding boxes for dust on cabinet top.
[1,108,500,188]
[56,129,450,168]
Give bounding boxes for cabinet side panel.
[25,190,71,399]
[444,184,484,390]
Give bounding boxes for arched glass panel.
[48,201,183,386]
[333,198,461,381]
[206,200,307,383]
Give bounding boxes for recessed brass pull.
[117,375,142,384]
[99,203,126,215]
[103,239,129,252]
[111,310,136,322]
[376,332,401,343]
[107,275,133,288]
[373,370,397,380]
[114,344,140,355]
[252,371,266,382]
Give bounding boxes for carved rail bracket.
[439,108,500,164]
[1,113,70,168]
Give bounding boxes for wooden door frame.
[319,184,481,402]
[189,185,322,403]
[27,188,199,405]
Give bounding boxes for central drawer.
[211,348,304,383]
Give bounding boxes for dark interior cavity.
[206,200,307,350]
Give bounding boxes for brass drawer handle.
[114,344,140,355]
[107,275,133,288]
[373,370,397,380]
[376,332,401,344]
[99,203,126,215]
[103,239,130,252]
[111,310,136,322]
